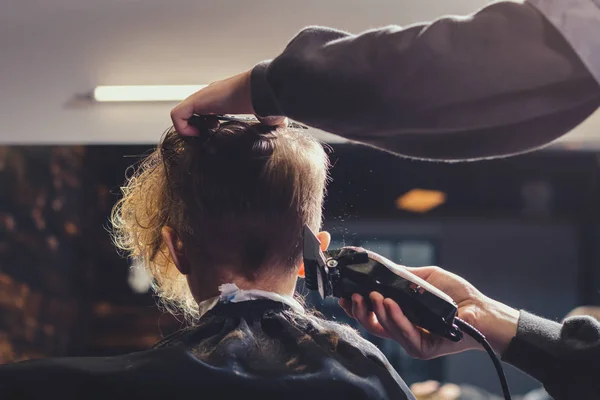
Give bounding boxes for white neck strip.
[196,283,304,318]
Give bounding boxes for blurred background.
[1,0,600,397]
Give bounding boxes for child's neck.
[190,266,299,304]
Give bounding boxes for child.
[0,117,414,400]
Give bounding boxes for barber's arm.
[339,266,600,400]
[502,311,600,399]
[172,0,600,161]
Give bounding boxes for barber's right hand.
[339,265,519,359]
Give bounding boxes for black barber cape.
[0,300,414,400]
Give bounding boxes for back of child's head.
[111,119,330,318]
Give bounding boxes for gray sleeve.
[502,311,600,399]
[528,0,600,83]
[251,1,600,161]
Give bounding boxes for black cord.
[455,317,512,400]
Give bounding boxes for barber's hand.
[170,70,286,136]
[410,380,461,400]
[339,265,519,359]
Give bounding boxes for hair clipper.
[302,225,463,342]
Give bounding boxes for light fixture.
[396,189,446,213]
[93,85,208,102]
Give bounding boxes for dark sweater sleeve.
[251,1,600,161]
[502,311,600,399]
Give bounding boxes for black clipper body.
[303,225,462,342]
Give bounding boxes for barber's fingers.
[369,293,413,348]
[256,115,288,127]
[351,294,390,339]
[339,298,354,318]
[383,296,424,347]
[370,292,427,358]
[171,100,200,137]
[404,266,442,281]
[343,292,432,354]
[410,380,441,397]
[437,383,461,400]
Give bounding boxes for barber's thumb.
[256,115,288,127]
[405,266,439,279]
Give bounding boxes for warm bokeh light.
[395,189,446,213]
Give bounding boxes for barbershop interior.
[1,1,599,399]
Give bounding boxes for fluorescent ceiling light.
[396,189,446,213]
[93,85,208,102]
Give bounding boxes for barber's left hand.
[170,70,286,136]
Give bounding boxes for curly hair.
[110,120,330,320]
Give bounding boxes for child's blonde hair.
[111,121,330,319]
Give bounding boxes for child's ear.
[298,262,306,278]
[297,231,331,278]
[317,231,331,251]
[161,226,190,275]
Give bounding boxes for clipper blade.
[302,225,327,297]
